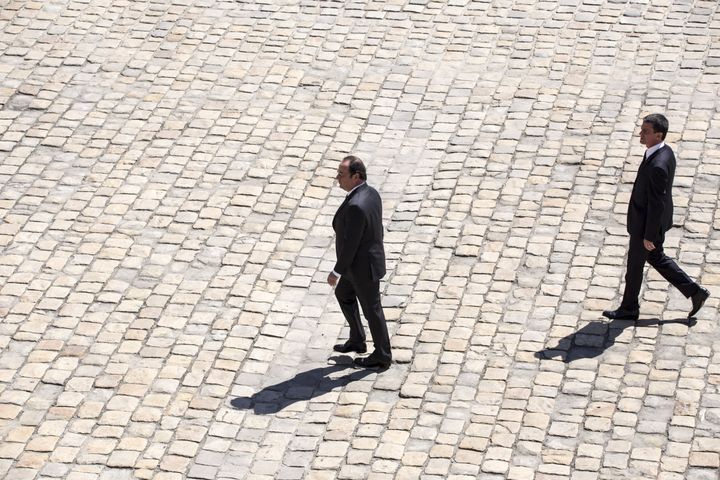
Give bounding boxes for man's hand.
[643,239,655,251]
[327,272,339,287]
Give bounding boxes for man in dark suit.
[327,155,392,369]
[603,114,709,321]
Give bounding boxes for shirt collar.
[645,142,665,159]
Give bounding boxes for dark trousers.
[621,234,699,310]
[335,276,392,362]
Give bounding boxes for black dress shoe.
[602,308,639,321]
[353,355,391,369]
[333,341,367,354]
[688,286,709,319]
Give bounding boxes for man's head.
[336,155,367,192]
[640,114,669,148]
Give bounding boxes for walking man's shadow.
[230,356,376,414]
[535,318,696,363]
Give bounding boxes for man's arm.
[643,164,669,247]
[333,204,365,275]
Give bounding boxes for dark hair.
[343,155,367,180]
[643,114,669,140]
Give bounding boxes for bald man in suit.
[327,155,392,369]
[603,114,709,321]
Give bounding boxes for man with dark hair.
[328,155,392,369]
[603,114,709,321]
[344,155,367,180]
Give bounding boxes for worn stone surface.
[0,0,719,479]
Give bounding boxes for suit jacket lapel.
[334,187,356,228]
[339,183,365,210]
[333,183,366,229]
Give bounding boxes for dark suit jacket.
[627,145,675,243]
[332,183,386,282]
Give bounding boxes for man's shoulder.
[657,144,675,159]
[652,145,676,166]
[658,143,675,156]
[348,184,381,212]
[351,183,380,199]
[647,147,675,179]
[363,183,381,196]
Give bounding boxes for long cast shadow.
[535,317,696,363]
[231,356,376,414]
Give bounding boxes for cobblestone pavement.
[1,1,719,479]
